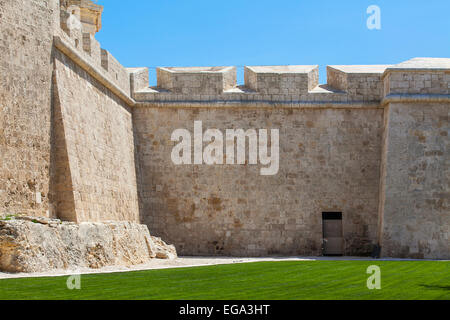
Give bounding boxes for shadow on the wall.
[49,46,77,222]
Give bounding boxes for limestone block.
[100,49,132,95]
[244,65,319,94]
[62,0,103,35]
[383,58,450,95]
[0,218,177,273]
[128,67,150,96]
[157,67,236,95]
[60,6,83,49]
[151,236,178,259]
[82,32,101,65]
[327,65,391,101]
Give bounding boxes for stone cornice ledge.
[53,35,136,106]
[382,94,450,106]
[134,101,382,109]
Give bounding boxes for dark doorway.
[322,212,343,256]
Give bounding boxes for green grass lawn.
[0,261,448,300]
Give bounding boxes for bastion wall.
[0,0,448,259]
[0,0,59,217]
[134,106,383,256]
[378,62,450,259]
[131,64,388,256]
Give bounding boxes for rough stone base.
[0,217,177,273]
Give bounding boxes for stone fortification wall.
[0,0,60,218]
[378,59,450,259]
[132,66,386,256]
[49,2,140,223]
[1,0,448,260]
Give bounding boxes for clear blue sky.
[95,0,450,86]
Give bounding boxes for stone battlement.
[131,60,449,105]
[132,64,394,103]
[61,0,103,35]
[327,65,391,102]
[56,3,450,106]
[1,0,450,262]
[58,1,130,97]
[157,66,237,95]
[383,58,450,96]
[245,65,319,94]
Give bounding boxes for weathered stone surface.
[378,102,449,260]
[157,67,236,95]
[51,48,139,223]
[151,237,178,260]
[134,107,383,257]
[245,65,319,94]
[0,218,177,273]
[0,0,448,263]
[0,0,60,218]
[61,0,103,35]
[327,65,391,102]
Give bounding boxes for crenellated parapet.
[131,64,394,104]
[57,0,131,98]
[327,65,391,102]
[157,67,237,95]
[61,0,103,35]
[55,1,450,108]
[128,67,150,98]
[100,49,131,94]
[130,59,450,105]
[245,65,318,94]
[377,57,450,259]
[382,58,450,96]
